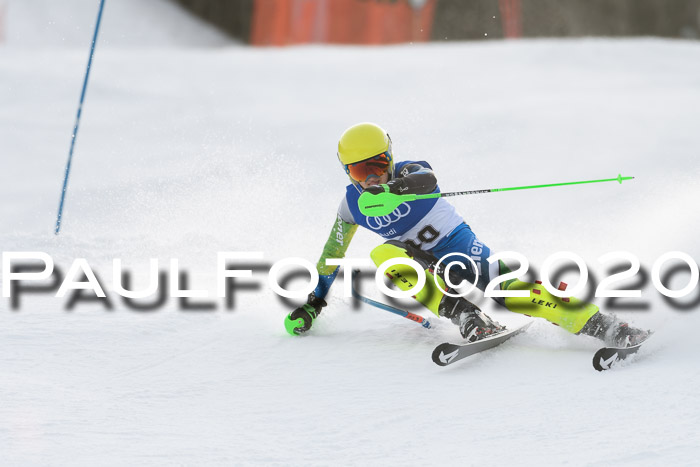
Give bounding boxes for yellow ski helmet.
[337,122,394,185]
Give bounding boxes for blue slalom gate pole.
[55,0,106,235]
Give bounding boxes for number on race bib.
[405,225,440,250]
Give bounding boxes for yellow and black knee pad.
[369,241,447,317]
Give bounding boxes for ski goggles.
[345,152,391,183]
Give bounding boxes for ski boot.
[578,311,650,347]
[438,293,506,342]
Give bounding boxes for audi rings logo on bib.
[366,203,411,230]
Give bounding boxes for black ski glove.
[284,293,327,335]
[363,178,407,195]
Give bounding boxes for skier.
[284,122,648,347]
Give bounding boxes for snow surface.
[1,0,232,47]
[2,2,700,465]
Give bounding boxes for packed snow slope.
[1,8,700,465]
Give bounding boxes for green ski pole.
[359,174,634,217]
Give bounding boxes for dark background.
[173,0,700,43]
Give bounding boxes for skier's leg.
[498,264,649,345]
[496,264,599,333]
[430,223,648,345]
[368,241,445,317]
[429,223,600,332]
[369,240,505,341]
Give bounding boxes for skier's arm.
[366,163,437,195]
[284,209,358,335]
[313,212,359,299]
